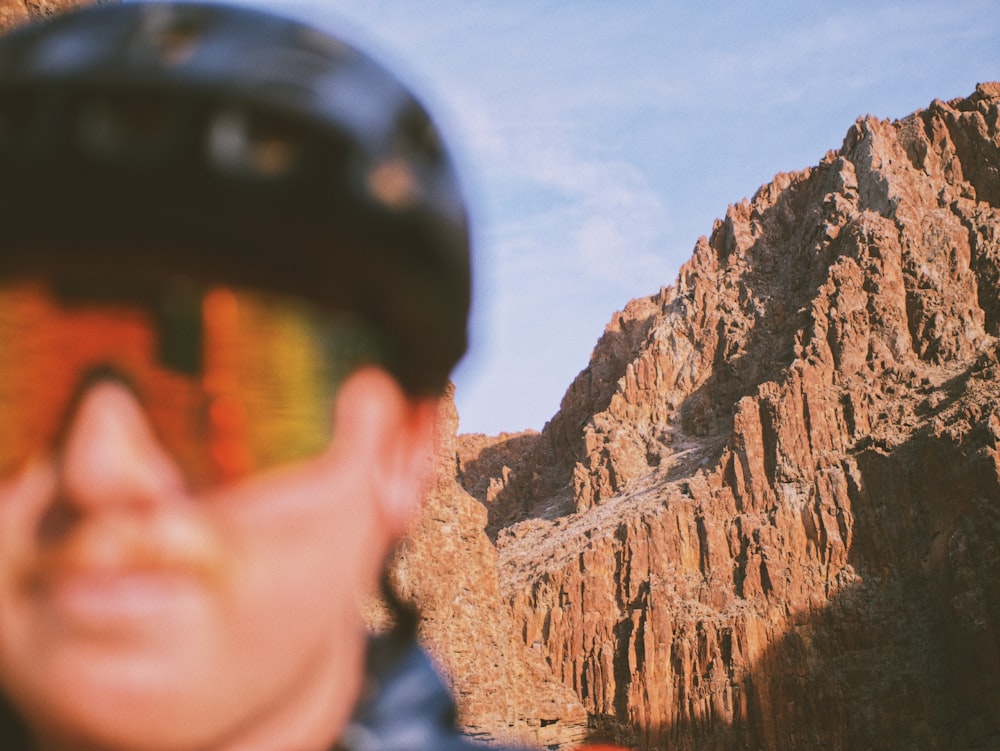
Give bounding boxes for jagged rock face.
[0,0,114,34]
[389,385,589,749]
[461,83,1000,749]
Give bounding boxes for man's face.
[0,357,431,750]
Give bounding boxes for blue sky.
[202,1,998,434]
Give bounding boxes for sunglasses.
[0,276,389,487]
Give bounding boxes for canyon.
[438,83,1000,749]
[7,4,1000,748]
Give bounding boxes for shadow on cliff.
[582,397,1000,751]
[457,431,544,506]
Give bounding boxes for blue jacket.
[340,635,534,751]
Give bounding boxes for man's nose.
[56,379,187,511]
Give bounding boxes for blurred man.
[0,3,510,749]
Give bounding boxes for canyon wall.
[0,0,114,34]
[389,386,589,749]
[458,83,1000,749]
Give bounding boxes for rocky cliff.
[388,386,589,749]
[0,0,113,34]
[457,83,1000,749]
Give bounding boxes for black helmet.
[0,1,470,395]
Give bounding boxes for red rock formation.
[460,83,1000,749]
[0,0,113,34]
[390,385,589,748]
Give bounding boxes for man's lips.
[18,512,227,627]
[36,568,203,626]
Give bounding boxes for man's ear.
[329,367,439,538]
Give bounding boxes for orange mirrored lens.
[0,278,383,486]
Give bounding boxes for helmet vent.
[207,106,303,180]
[132,4,206,68]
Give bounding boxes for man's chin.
[18,645,239,751]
